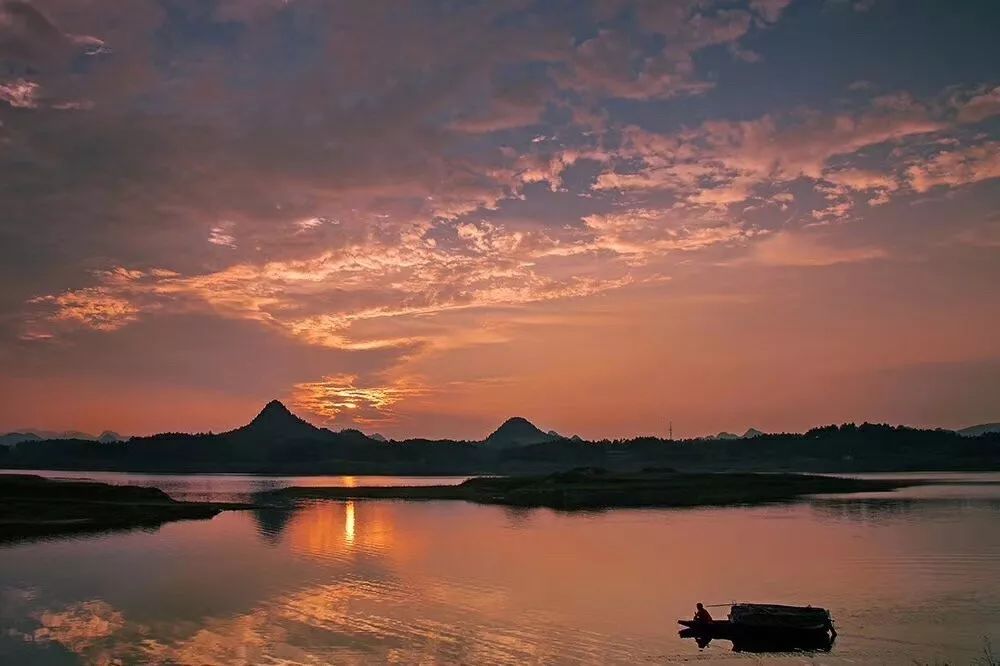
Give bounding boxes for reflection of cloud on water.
[32,600,126,652]
[139,610,303,666]
[1,590,135,664]
[3,562,645,664]
[129,576,643,665]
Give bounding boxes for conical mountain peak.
[485,416,560,448]
[499,416,533,428]
[232,399,326,440]
[257,399,293,417]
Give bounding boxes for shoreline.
[261,469,923,511]
[2,465,991,478]
[0,474,249,544]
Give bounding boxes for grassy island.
[0,474,245,542]
[263,468,919,510]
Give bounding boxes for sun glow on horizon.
[0,0,997,439]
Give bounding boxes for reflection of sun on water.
[345,501,355,545]
[285,501,397,560]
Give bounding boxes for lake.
[1,471,999,664]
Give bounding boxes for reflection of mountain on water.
[250,506,297,544]
[809,497,1000,522]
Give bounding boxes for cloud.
[27,288,139,333]
[746,230,887,267]
[23,219,637,350]
[680,96,941,181]
[291,373,429,425]
[953,85,1000,124]
[0,77,37,107]
[954,220,1000,249]
[208,222,238,249]
[0,1,105,66]
[906,141,1000,193]
[578,209,753,261]
[750,0,794,22]
[557,2,790,100]
[591,89,997,224]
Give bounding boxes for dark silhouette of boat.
[678,603,836,653]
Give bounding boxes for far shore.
[0,469,928,544]
[261,468,923,511]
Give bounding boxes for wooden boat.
[728,603,833,633]
[678,603,835,648]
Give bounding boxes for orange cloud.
[25,216,643,351]
[291,374,429,425]
[27,288,139,332]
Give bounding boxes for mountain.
[0,432,41,447]
[369,433,388,442]
[957,423,1000,437]
[484,417,561,449]
[704,429,764,440]
[0,429,125,445]
[225,400,331,442]
[2,417,999,474]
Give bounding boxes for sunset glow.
[1,0,997,439]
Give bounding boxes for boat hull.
[678,618,830,637]
[678,626,834,653]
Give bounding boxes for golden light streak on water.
[345,501,356,545]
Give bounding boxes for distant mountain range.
[705,428,765,440]
[956,423,1000,437]
[0,429,123,447]
[2,403,998,475]
[5,410,999,448]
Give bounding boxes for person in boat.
[693,603,713,623]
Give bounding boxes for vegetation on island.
[0,474,245,543]
[262,468,921,510]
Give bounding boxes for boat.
[678,603,836,652]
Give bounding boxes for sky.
[0,0,998,440]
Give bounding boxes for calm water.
[2,471,999,664]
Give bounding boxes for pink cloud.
[954,86,1000,123]
[906,141,1000,193]
[747,230,888,267]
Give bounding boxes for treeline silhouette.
[1,422,997,475]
